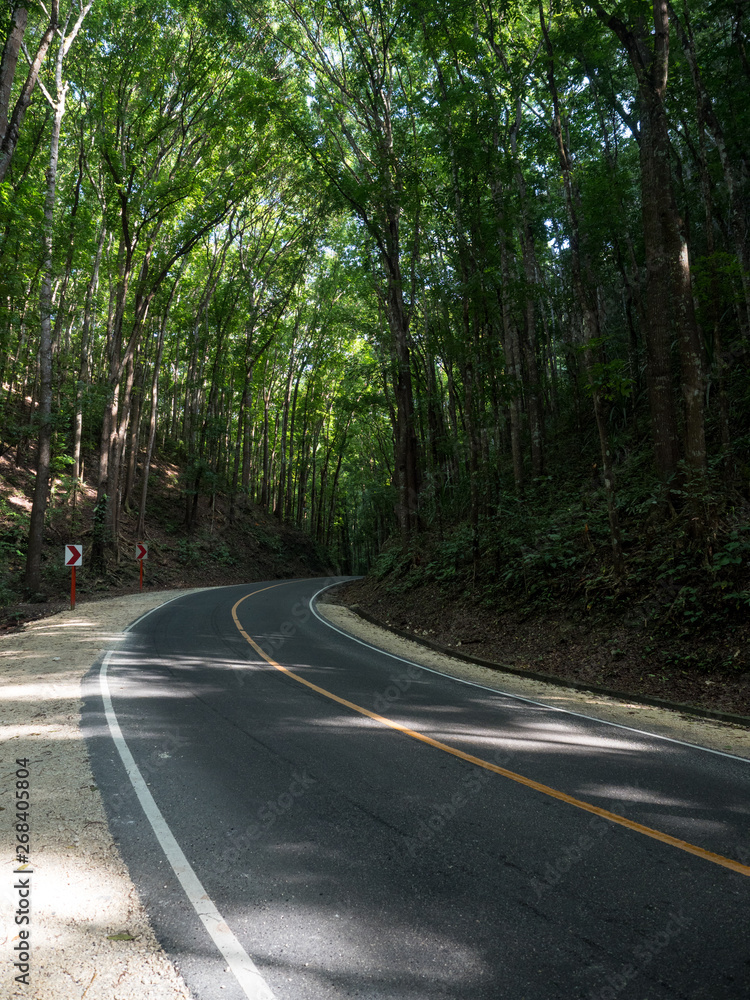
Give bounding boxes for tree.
[0,2,58,182]
[278,0,423,542]
[24,0,92,593]
[589,0,707,482]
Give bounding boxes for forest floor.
[332,577,750,721]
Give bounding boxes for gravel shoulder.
[317,603,750,761]
[1,589,205,1000]
[3,587,749,1000]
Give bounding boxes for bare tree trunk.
[671,223,707,474]
[295,381,313,526]
[72,220,106,484]
[500,105,545,478]
[692,123,731,462]
[240,375,254,498]
[386,236,421,544]
[229,401,244,525]
[669,0,750,333]
[23,4,91,586]
[326,429,349,548]
[95,236,130,564]
[497,231,525,494]
[260,388,271,509]
[0,5,28,145]
[24,50,66,592]
[110,353,136,550]
[123,364,145,509]
[137,319,168,539]
[593,0,706,482]
[427,42,480,547]
[540,4,624,574]
[276,346,295,518]
[284,372,302,521]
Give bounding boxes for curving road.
[83,578,750,1000]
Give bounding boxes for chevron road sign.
[65,544,83,567]
[65,544,82,609]
[136,542,148,590]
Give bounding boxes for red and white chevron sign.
[135,542,149,561]
[65,544,83,567]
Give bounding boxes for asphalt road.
[82,578,750,1000]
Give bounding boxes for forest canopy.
[0,0,748,637]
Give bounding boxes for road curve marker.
[232,588,750,880]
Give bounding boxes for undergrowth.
[372,460,750,669]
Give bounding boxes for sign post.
[65,545,83,609]
[135,542,148,590]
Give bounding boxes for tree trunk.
[0,3,58,183]
[669,0,750,333]
[0,5,28,145]
[540,4,624,574]
[284,372,302,521]
[593,0,706,482]
[137,320,168,539]
[276,347,295,518]
[72,219,106,484]
[385,222,421,544]
[110,352,136,549]
[123,366,144,509]
[497,234,525,494]
[24,75,66,592]
[506,105,545,477]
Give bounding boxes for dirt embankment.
[332,577,750,722]
[317,599,750,760]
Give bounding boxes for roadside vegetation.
[0,0,747,705]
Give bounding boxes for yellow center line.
[232,588,750,879]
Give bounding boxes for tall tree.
[24,0,92,592]
[0,1,59,182]
[590,0,707,481]
[279,0,423,542]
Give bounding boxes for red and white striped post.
[65,545,83,609]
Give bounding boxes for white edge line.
[123,588,212,633]
[100,626,277,1000]
[309,584,750,765]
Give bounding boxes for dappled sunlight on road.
[423,729,647,754]
[104,641,750,883]
[583,784,706,808]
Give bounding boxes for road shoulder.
[317,603,750,761]
[1,590,206,1000]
